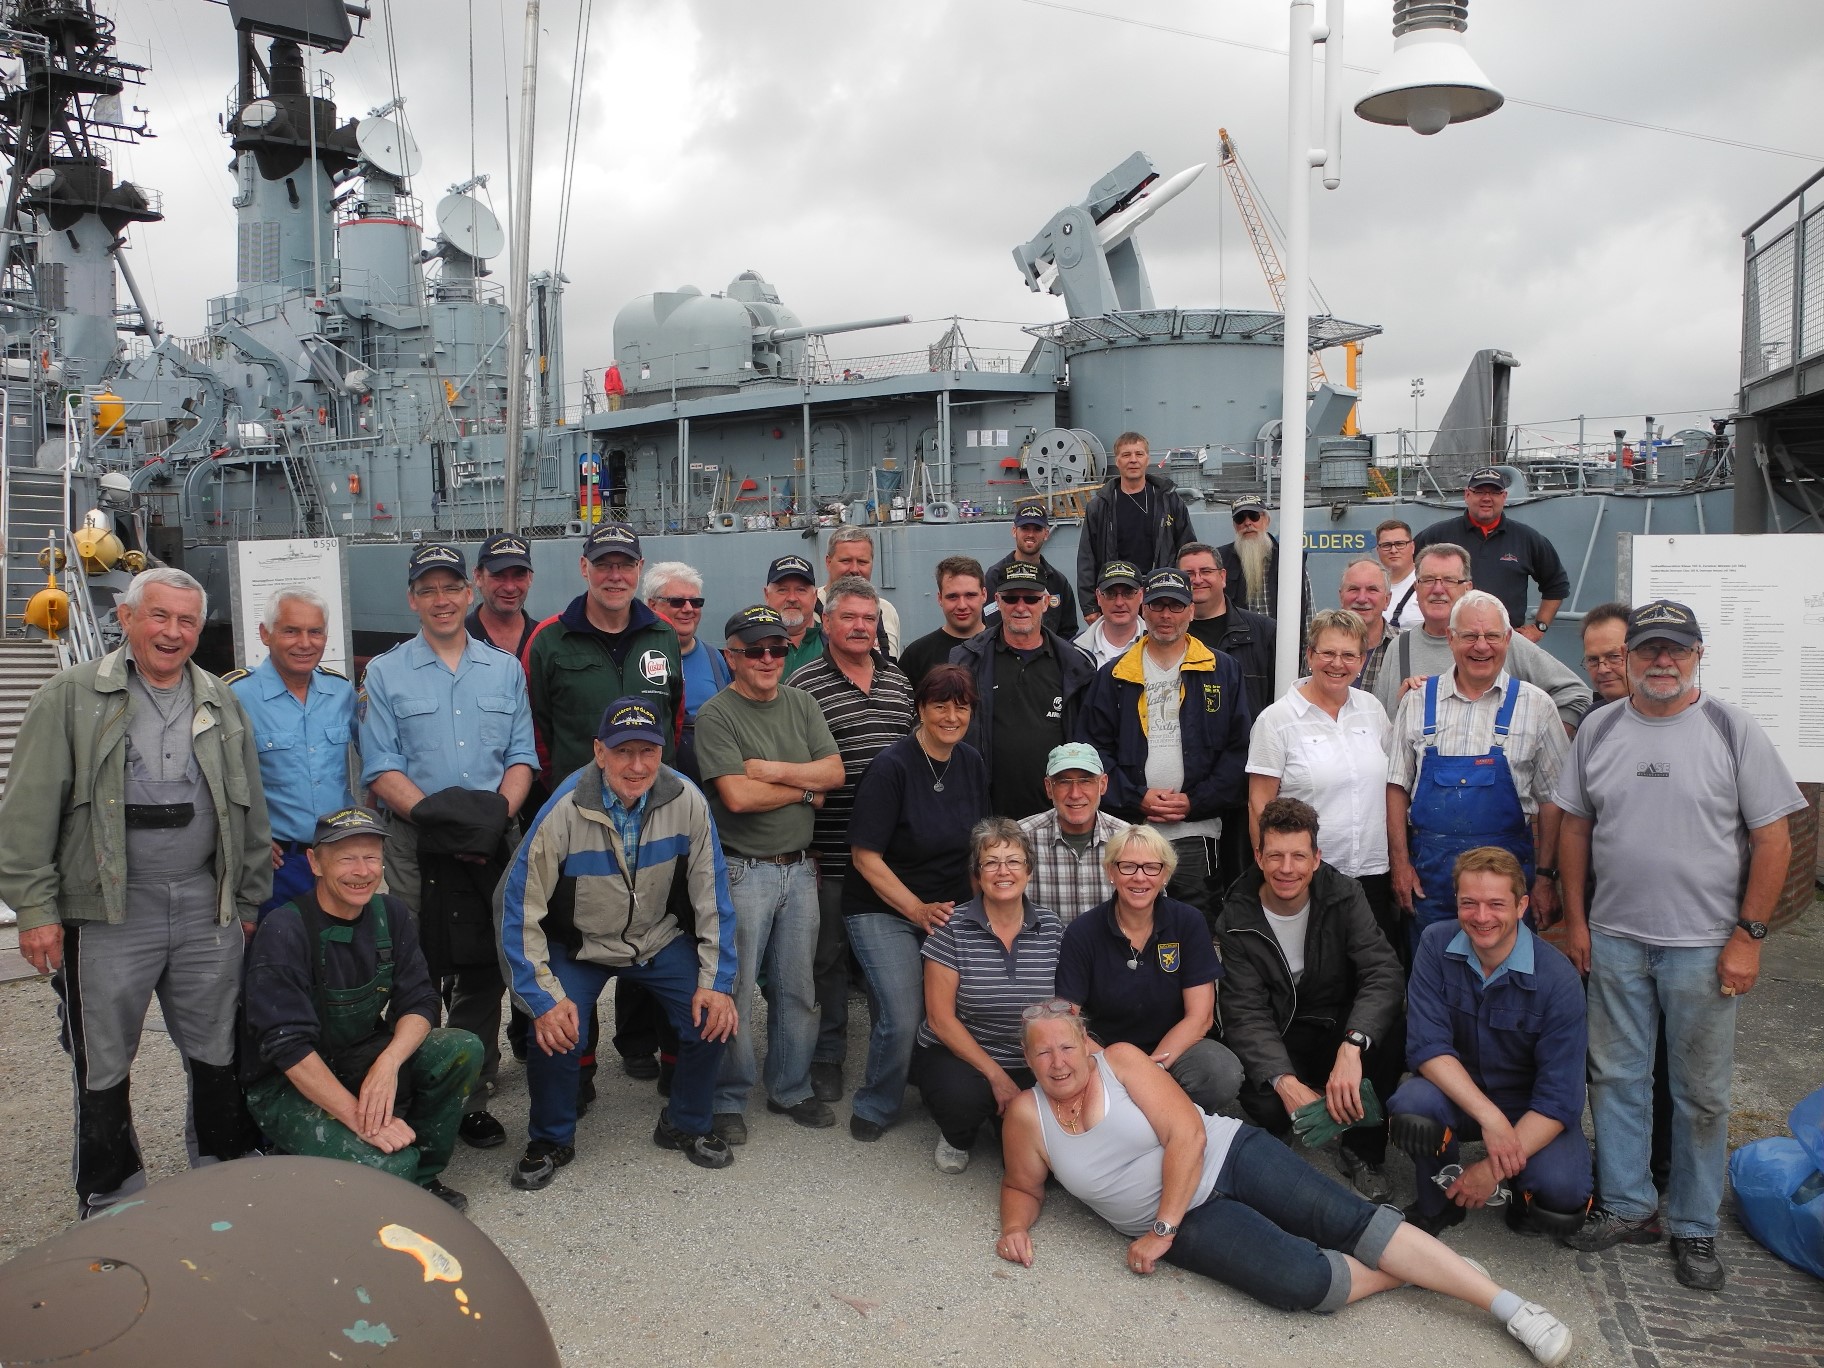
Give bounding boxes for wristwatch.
[1735,917,1769,941]
[1533,618,1551,632]
[1152,1219,1179,1238]
[1342,1028,1371,1053]
[1534,867,1559,881]
[801,789,815,806]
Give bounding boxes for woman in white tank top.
[993,1001,1575,1367]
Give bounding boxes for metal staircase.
[0,635,58,795]
[2,465,69,635]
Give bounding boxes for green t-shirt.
[693,684,839,856]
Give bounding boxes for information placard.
[230,538,351,676]
[1629,533,1824,783]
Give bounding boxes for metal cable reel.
[1024,427,1105,491]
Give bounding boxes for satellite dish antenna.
[239,97,279,129]
[355,115,421,177]
[435,192,505,260]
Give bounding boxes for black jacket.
[1214,863,1404,1086]
[1076,472,1197,607]
[1187,602,1277,717]
[413,786,511,974]
[950,625,1097,761]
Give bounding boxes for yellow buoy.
[92,391,126,436]
[72,525,124,573]
[26,584,69,636]
[37,544,67,572]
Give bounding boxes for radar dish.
[356,116,421,178]
[239,98,279,129]
[435,192,505,260]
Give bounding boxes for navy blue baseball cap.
[1013,501,1049,528]
[476,533,533,572]
[1626,599,1702,651]
[766,554,816,585]
[597,697,665,748]
[407,542,467,582]
[582,522,642,562]
[1142,568,1194,605]
[724,604,789,645]
[312,806,390,847]
[1467,467,1508,490]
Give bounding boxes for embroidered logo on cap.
[611,702,658,729]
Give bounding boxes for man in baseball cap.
[407,541,467,582]
[1074,560,1146,668]
[1412,466,1569,641]
[470,534,538,657]
[984,500,1078,638]
[1018,743,1125,927]
[763,554,823,674]
[1623,599,1702,652]
[241,804,482,1210]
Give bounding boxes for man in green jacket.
[0,568,270,1218]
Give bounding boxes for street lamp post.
[1270,0,1502,701]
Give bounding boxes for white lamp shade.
[1355,28,1503,134]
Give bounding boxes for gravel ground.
[0,976,1621,1368]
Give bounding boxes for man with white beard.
[1218,495,1312,635]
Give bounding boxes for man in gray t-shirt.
[1556,601,1804,1292]
[693,606,844,1139]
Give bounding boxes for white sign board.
[1630,533,1824,783]
[231,538,351,676]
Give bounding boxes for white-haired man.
[0,568,270,1217]
[229,586,356,915]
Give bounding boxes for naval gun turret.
[611,269,907,406]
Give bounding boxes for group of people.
[0,435,1802,1361]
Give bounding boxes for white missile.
[1036,162,1206,291]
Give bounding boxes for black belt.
[124,802,195,829]
[725,849,810,865]
[276,839,312,854]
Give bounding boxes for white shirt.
[1073,619,1145,669]
[1141,646,1219,842]
[1386,571,1425,630]
[1265,901,1311,980]
[1247,682,1392,877]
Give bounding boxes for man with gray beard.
[1218,495,1312,635]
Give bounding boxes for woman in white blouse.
[1244,609,1404,971]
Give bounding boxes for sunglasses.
[1233,511,1267,524]
[733,644,789,660]
[657,596,705,609]
[999,592,1046,605]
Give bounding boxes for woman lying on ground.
[995,1001,1574,1367]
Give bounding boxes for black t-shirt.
[899,627,971,689]
[1054,895,1222,1054]
[1187,612,1230,653]
[1112,486,1157,572]
[843,735,991,918]
[989,638,1064,820]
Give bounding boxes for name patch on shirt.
[639,649,671,684]
[1157,942,1181,972]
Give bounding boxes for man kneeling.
[499,698,740,1187]
[242,807,480,1211]
[1389,847,1592,1237]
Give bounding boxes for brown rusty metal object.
[0,1155,560,1366]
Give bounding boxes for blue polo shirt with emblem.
[1055,894,1222,1055]
[359,632,538,797]
[231,658,356,844]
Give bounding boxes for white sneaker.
[934,1136,972,1174]
[1506,1302,1572,1367]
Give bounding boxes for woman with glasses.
[995,1002,1576,1366]
[911,816,1063,1174]
[1054,824,1243,1114]
[643,562,727,778]
[1244,609,1401,967]
[843,665,991,1144]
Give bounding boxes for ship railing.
[1742,165,1824,385]
[1025,307,1382,352]
[221,68,332,130]
[52,531,110,670]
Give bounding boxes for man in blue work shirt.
[359,541,537,1151]
[1388,846,1591,1240]
[229,586,355,917]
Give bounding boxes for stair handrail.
[53,530,110,671]
[1,387,10,632]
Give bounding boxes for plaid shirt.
[1355,635,1394,695]
[603,779,648,859]
[1018,808,1127,926]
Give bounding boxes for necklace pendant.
[932,779,944,792]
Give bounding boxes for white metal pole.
[1273,0,1317,700]
[502,0,541,534]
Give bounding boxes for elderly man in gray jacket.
[0,568,271,1218]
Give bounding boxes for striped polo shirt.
[786,648,915,876]
[917,898,1064,1068]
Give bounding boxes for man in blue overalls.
[1386,591,1568,957]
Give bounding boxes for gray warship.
[1,0,1819,676]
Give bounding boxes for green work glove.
[1289,1078,1385,1149]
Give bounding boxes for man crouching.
[242,806,481,1211]
[499,697,739,1187]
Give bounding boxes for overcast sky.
[102,0,1822,452]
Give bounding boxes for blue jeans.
[715,858,820,1114]
[844,911,926,1127]
[1165,1127,1403,1313]
[1388,1076,1591,1220]
[1587,930,1738,1238]
[527,935,723,1142]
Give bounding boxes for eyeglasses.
[1020,997,1081,1022]
[1311,648,1364,665]
[1451,631,1508,645]
[411,582,468,601]
[1376,537,1413,551]
[733,644,789,660]
[1630,642,1698,662]
[1582,651,1625,670]
[1099,585,1141,598]
[1233,511,1267,524]
[1113,860,1167,877]
[1417,575,1469,588]
[979,857,1029,872]
[999,592,1045,605]
[656,595,705,610]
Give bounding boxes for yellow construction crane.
[1216,127,1361,434]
